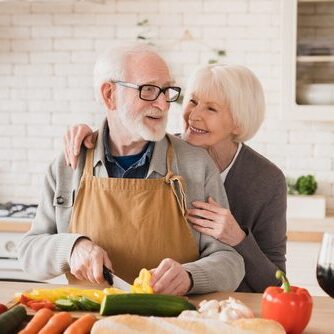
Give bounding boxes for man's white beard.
[117,104,167,142]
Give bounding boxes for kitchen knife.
[103,265,131,292]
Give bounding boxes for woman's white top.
[220,143,242,183]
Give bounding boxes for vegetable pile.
[17,286,123,313]
[2,268,195,332]
[17,267,153,312]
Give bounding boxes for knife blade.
[103,265,131,292]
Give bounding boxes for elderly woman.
[64,64,287,292]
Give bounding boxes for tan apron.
[67,135,199,285]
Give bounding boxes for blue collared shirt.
[103,125,155,178]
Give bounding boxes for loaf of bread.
[91,315,286,334]
[233,318,286,334]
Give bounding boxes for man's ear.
[100,82,117,110]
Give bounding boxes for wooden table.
[1,282,333,333]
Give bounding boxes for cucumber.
[0,305,27,334]
[55,298,78,311]
[100,293,196,317]
[56,296,100,312]
[79,296,100,312]
[68,296,82,310]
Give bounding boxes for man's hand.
[70,238,113,284]
[187,197,246,246]
[64,124,95,170]
[150,258,192,295]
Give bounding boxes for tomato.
[0,303,8,314]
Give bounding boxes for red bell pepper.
[20,294,55,311]
[26,300,55,311]
[261,270,313,334]
[19,294,31,305]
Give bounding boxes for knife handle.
[103,265,114,285]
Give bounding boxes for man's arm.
[18,157,83,280]
[183,170,245,294]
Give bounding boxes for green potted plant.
[286,175,326,219]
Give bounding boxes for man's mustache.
[143,109,166,118]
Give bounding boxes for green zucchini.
[0,305,27,334]
[100,293,196,317]
[55,298,78,311]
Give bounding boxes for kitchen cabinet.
[282,0,334,120]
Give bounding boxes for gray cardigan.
[226,144,287,292]
[18,122,245,294]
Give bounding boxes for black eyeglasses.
[110,80,181,102]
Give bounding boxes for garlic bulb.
[179,297,254,323]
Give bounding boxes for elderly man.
[19,44,244,295]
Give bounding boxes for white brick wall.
[1,0,334,208]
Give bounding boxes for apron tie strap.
[168,175,187,216]
[164,135,187,216]
[164,171,174,183]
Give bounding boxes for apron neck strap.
[83,148,94,177]
[165,135,175,181]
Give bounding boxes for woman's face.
[182,93,239,148]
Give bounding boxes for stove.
[0,202,37,219]
[0,202,66,283]
[0,202,37,260]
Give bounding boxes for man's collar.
[93,119,170,176]
[147,135,169,177]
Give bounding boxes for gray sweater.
[18,123,245,294]
[226,144,287,292]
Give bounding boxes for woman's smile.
[189,125,209,135]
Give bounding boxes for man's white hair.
[183,64,265,142]
[93,43,160,104]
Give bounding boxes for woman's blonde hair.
[183,64,265,142]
